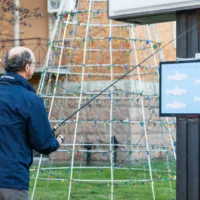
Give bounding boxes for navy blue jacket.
[0,72,59,190]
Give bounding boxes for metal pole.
[14,0,20,46]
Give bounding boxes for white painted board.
[108,0,200,24]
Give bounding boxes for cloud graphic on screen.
[166,100,187,110]
[167,71,189,81]
[166,86,187,96]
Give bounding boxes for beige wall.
[0,0,49,71]
[0,15,13,40]
[20,0,48,40]
[156,22,176,61]
[0,0,49,43]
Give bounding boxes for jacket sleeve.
[26,95,59,155]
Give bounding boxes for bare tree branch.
[0,0,43,27]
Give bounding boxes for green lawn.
[29,160,176,200]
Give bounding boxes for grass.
[29,160,176,200]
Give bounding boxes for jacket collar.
[0,72,35,93]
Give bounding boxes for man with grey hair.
[0,47,63,200]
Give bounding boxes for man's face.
[27,51,36,79]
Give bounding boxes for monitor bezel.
[159,60,200,117]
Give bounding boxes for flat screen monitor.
[160,60,200,116]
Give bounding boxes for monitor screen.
[159,60,200,116]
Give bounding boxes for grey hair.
[4,50,32,72]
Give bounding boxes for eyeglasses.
[30,62,38,67]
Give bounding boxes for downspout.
[48,14,53,40]
[14,0,20,46]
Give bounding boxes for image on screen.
[160,60,200,116]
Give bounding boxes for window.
[48,0,75,13]
[48,0,61,13]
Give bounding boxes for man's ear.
[24,63,30,72]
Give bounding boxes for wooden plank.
[187,11,198,58]
[198,11,200,52]
[176,12,187,58]
[176,117,187,200]
[187,118,199,200]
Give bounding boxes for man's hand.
[56,135,64,146]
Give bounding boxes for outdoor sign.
[159,60,200,116]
